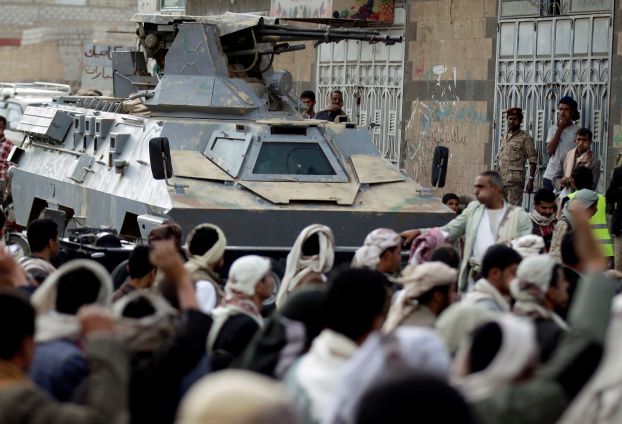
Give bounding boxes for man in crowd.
[462,245,523,312]
[550,189,599,261]
[402,171,532,292]
[351,228,402,278]
[207,255,273,368]
[315,90,348,122]
[300,90,316,119]
[0,291,128,423]
[542,96,581,192]
[442,193,460,214]
[111,245,156,301]
[606,156,622,271]
[531,188,557,252]
[184,223,227,313]
[494,107,537,205]
[510,254,569,361]
[558,128,600,194]
[383,261,457,331]
[28,260,113,401]
[0,116,14,205]
[18,218,60,286]
[284,268,388,424]
[562,167,613,261]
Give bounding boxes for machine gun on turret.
[112,13,401,113]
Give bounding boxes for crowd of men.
[2,94,622,423]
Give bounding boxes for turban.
[276,224,334,308]
[383,262,457,332]
[511,235,545,258]
[184,223,227,270]
[352,228,401,269]
[227,255,272,296]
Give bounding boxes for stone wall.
[403,0,497,197]
[609,1,622,171]
[0,0,137,87]
[0,42,65,81]
[272,40,317,97]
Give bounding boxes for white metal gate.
[492,13,613,191]
[316,28,405,165]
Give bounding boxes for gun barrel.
[256,25,402,44]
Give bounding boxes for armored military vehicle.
[9,13,452,262]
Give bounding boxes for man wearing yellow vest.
[561,166,613,260]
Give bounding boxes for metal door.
[492,13,613,192]
[316,28,405,165]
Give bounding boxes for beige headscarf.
[383,262,457,332]
[176,370,301,424]
[31,260,113,343]
[112,290,178,353]
[184,223,227,273]
[435,303,497,356]
[276,224,335,308]
[511,235,545,258]
[510,254,568,330]
[451,315,538,402]
[351,228,401,270]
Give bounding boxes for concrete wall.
[402,0,497,197]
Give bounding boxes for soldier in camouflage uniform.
[495,108,538,206]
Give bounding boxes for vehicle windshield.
[252,142,336,175]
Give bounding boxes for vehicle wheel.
[7,233,29,260]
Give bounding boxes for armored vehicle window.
[211,137,246,170]
[253,142,336,176]
[203,130,253,178]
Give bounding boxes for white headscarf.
[112,290,178,353]
[177,370,300,424]
[511,235,545,258]
[31,259,113,343]
[558,295,622,424]
[184,223,227,272]
[207,255,270,352]
[383,262,457,332]
[227,255,271,296]
[451,315,538,402]
[323,327,450,424]
[351,228,401,270]
[510,254,568,330]
[276,224,334,308]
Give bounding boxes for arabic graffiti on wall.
[81,43,127,93]
[270,0,394,22]
[332,0,394,23]
[270,0,331,18]
[404,65,491,195]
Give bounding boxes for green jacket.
[440,201,532,291]
[0,336,128,424]
[474,272,615,424]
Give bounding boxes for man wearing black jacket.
[606,161,622,271]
